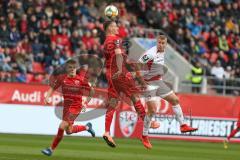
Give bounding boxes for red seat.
[32,62,45,73]
[26,74,34,83]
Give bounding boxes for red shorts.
[62,106,82,125]
[107,73,140,99]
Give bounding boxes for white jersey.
[138,46,166,80]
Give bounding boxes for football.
[104,5,119,19]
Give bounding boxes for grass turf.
[0,133,239,160]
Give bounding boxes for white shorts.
[143,80,173,102]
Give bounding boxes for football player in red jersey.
[41,59,95,156]
[103,21,152,149]
[102,20,152,149]
[223,112,240,149]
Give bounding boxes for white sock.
[172,104,184,126]
[143,115,152,136]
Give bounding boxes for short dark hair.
[103,20,115,31]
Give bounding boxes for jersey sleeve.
[139,52,154,63]
[49,75,63,90]
[114,39,122,49]
[82,82,91,91]
[105,38,122,49]
[77,69,91,92]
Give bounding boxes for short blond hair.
[157,34,167,40]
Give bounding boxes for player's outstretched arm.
[44,87,54,105]
[82,86,94,113]
[86,86,95,103]
[112,48,123,79]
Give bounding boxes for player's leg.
[227,127,240,141]
[118,75,152,149]
[65,123,95,137]
[141,85,158,139]
[224,126,240,149]
[41,120,69,156]
[131,94,152,149]
[156,80,197,133]
[113,74,146,121]
[163,92,184,125]
[130,94,146,121]
[141,99,158,149]
[63,110,95,137]
[103,97,118,148]
[143,82,160,130]
[163,92,198,133]
[146,99,160,128]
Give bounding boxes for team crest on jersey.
[142,55,149,62]
[74,80,80,85]
[114,39,121,47]
[119,111,138,137]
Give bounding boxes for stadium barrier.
[181,76,240,96]
[0,82,239,142]
[0,82,115,137]
[114,94,240,143]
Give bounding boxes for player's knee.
[60,121,70,130]
[147,109,155,116]
[170,96,179,106]
[65,129,72,135]
[131,94,141,103]
[109,98,118,108]
[147,104,157,115]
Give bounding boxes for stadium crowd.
[0,0,239,93]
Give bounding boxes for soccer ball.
[104,5,119,19]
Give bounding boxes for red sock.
[227,128,240,141]
[72,125,86,133]
[133,100,146,121]
[105,105,116,132]
[51,128,64,150]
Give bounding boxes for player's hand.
[81,105,86,113]
[112,70,122,79]
[81,101,88,113]
[135,75,148,90]
[44,97,51,105]
[140,80,148,90]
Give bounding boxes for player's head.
[103,20,119,35]
[66,59,77,77]
[157,34,167,52]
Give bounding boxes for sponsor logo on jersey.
[142,55,149,62]
[114,39,121,47]
[75,80,80,85]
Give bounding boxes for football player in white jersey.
[138,35,198,149]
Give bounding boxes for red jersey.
[51,71,90,108]
[103,35,128,77]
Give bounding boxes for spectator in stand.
[0,47,12,72]
[0,0,239,94]
[0,23,10,46]
[211,61,227,93]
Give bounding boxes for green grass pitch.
[0,133,239,160]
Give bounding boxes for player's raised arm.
[82,84,95,113]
